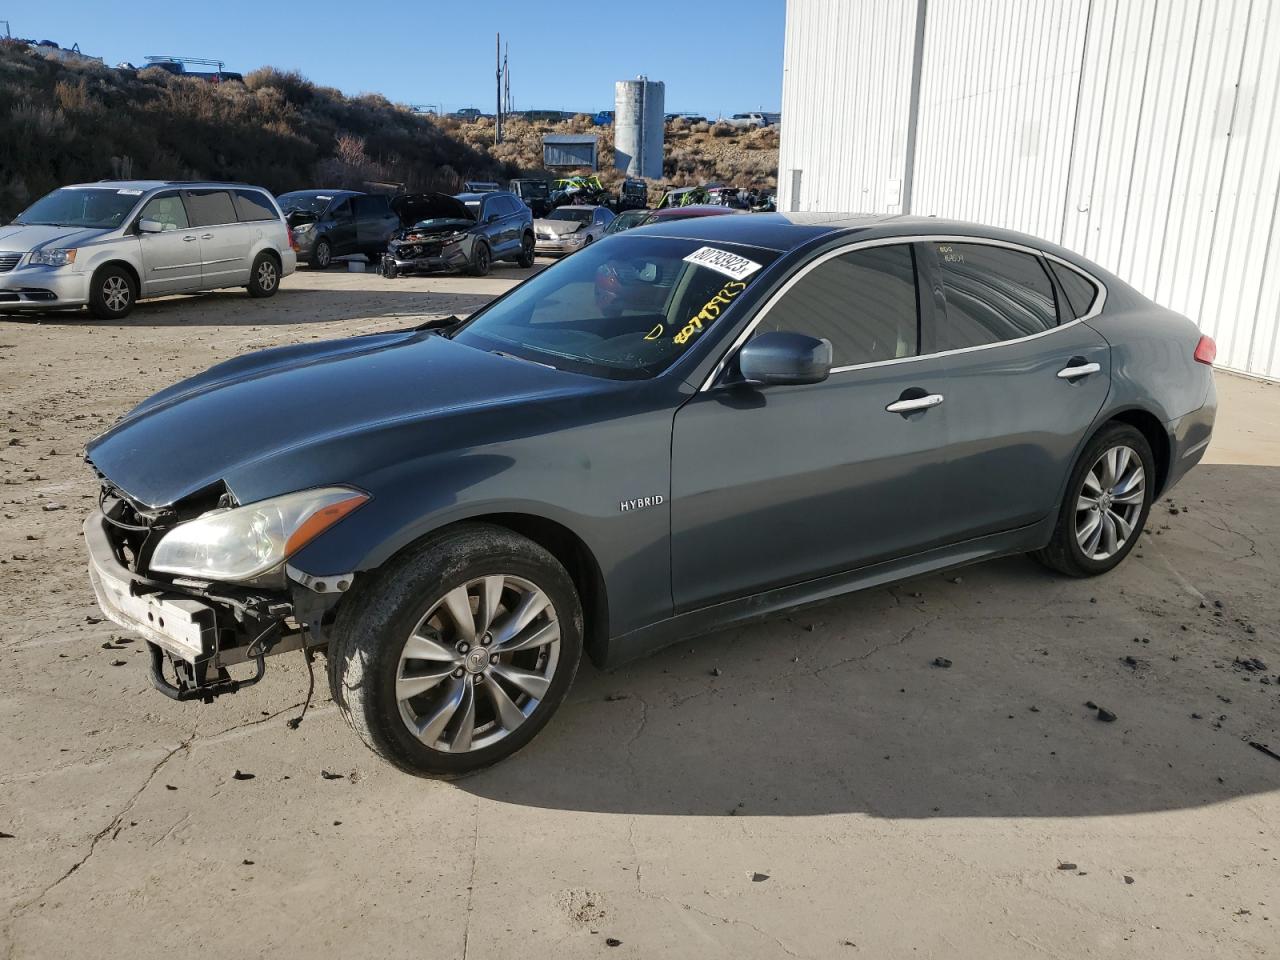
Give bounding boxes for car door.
[183,189,251,288]
[921,239,1111,540]
[353,194,393,253]
[325,197,358,256]
[592,207,614,241]
[670,242,954,612]
[134,191,203,295]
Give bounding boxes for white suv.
[0,180,297,320]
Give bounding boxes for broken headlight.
[149,487,368,582]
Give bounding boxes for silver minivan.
[0,180,297,319]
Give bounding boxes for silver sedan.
[533,205,615,256]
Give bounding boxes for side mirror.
[137,218,164,234]
[737,331,833,387]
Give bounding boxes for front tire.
[88,265,136,320]
[1033,423,1154,577]
[329,523,583,778]
[246,253,280,298]
[310,237,332,270]
[468,241,492,277]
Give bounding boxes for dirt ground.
[1,266,1277,959]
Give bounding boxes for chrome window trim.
[699,234,1110,391]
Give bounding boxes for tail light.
[288,228,300,253]
[1194,334,1217,365]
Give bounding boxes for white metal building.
[779,0,1280,380]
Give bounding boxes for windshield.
[452,235,777,380]
[548,208,593,225]
[15,188,142,228]
[604,209,651,235]
[515,182,548,198]
[278,192,333,215]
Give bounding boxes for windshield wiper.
[492,350,558,371]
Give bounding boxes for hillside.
[0,41,777,217]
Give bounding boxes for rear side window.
[184,190,238,227]
[233,189,278,222]
[352,194,389,216]
[933,243,1059,349]
[755,244,919,367]
[1047,259,1100,319]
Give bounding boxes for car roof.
[68,180,267,192]
[635,212,1123,277]
[279,188,360,197]
[554,205,601,211]
[455,191,516,202]
[646,204,741,220]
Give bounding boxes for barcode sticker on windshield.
[683,246,763,281]
[117,189,143,196]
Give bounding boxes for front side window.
[183,190,237,227]
[138,193,189,231]
[15,188,141,229]
[328,198,354,221]
[933,243,1058,349]
[753,244,919,367]
[452,236,777,380]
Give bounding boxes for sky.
[8,1,786,117]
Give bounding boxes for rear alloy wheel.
[517,233,535,268]
[246,254,280,298]
[88,266,136,320]
[311,238,332,270]
[1033,423,1155,577]
[329,523,582,777]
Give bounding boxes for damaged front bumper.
[382,240,470,275]
[84,508,347,703]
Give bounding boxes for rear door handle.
[1057,362,1101,379]
[886,394,944,413]
[200,233,214,240]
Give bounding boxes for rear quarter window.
[1047,260,1100,319]
[233,189,279,222]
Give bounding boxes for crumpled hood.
[85,331,585,508]
[534,219,584,236]
[393,218,475,241]
[0,223,114,251]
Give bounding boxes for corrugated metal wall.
[779,0,1280,380]
[778,0,917,213]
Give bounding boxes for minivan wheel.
[1032,423,1155,577]
[329,523,583,778]
[246,253,280,298]
[311,238,332,269]
[468,242,492,277]
[88,266,136,320]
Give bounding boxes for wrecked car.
[532,205,615,256]
[84,213,1215,777]
[381,191,534,277]
[277,189,399,269]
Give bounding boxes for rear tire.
[88,265,136,320]
[1033,423,1155,577]
[328,523,583,778]
[246,253,280,298]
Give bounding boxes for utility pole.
[495,32,503,144]
[503,42,511,117]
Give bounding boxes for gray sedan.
[533,205,614,255]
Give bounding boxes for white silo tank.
[614,77,665,180]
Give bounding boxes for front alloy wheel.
[396,575,560,753]
[329,523,583,777]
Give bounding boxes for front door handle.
[199,233,214,240]
[886,394,944,413]
[1057,362,1101,379]
[182,235,197,242]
